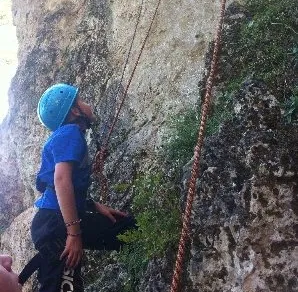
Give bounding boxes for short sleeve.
[50,125,86,164]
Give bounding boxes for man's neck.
[65,118,89,132]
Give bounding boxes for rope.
[93,0,144,203]
[170,1,227,291]
[113,0,145,118]
[93,0,162,202]
[102,0,162,148]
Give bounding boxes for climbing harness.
[169,1,227,291]
[93,0,162,203]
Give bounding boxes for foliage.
[115,2,298,291]
[283,87,298,123]
[117,244,149,292]
[117,172,181,291]
[162,92,233,169]
[220,0,298,100]
[162,107,199,170]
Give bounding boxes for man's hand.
[0,255,12,272]
[60,236,83,269]
[0,255,22,292]
[95,203,127,223]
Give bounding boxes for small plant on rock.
[284,87,298,124]
[117,172,181,291]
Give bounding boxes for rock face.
[0,0,297,292]
[188,80,298,292]
[0,0,226,289]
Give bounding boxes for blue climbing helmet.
[37,83,79,131]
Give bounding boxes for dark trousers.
[31,209,136,292]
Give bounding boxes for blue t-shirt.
[35,124,91,211]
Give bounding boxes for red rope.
[113,0,144,114]
[93,0,162,202]
[103,0,162,148]
[170,1,227,291]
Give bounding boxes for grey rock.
[186,80,298,292]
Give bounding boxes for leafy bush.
[117,172,181,291]
[116,2,298,291]
[220,0,298,99]
[162,92,233,169]
[284,86,298,123]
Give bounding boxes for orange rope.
[93,0,162,202]
[170,1,227,291]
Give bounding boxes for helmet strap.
[72,105,92,129]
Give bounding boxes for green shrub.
[284,86,298,123]
[162,107,199,169]
[162,92,233,169]
[117,172,181,291]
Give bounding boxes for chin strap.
[73,105,93,129]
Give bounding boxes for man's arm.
[54,162,83,268]
[54,162,80,233]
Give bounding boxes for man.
[32,83,135,291]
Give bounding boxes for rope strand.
[113,0,145,113]
[94,0,145,203]
[103,0,162,148]
[170,1,227,291]
[93,0,162,203]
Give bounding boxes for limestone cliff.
[188,80,298,292]
[0,0,297,292]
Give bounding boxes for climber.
[30,83,136,292]
[0,255,22,292]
